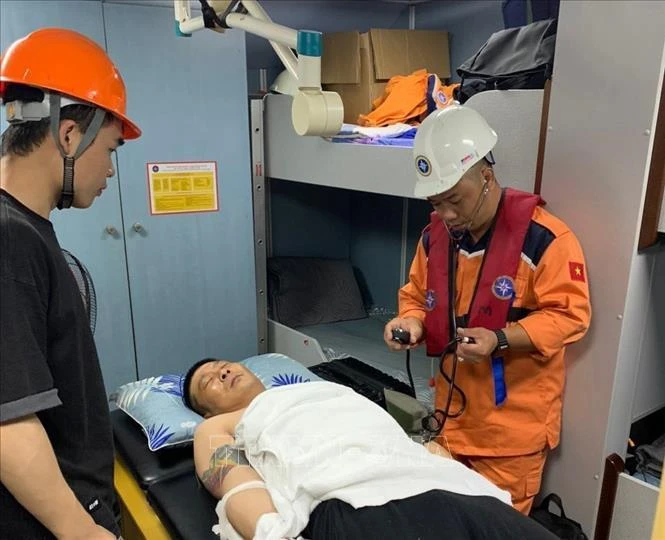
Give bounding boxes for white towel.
[216,381,511,539]
[353,123,415,138]
[333,123,415,139]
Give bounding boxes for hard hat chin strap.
[49,93,107,209]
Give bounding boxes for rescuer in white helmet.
[384,105,592,515]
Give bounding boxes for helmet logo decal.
[492,276,515,300]
[416,155,431,176]
[460,151,478,166]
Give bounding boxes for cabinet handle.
[105,225,118,236]
[132,223,145,233]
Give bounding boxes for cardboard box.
[321,29,450,124]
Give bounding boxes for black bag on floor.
[529,493,588,540]
[455,19,557,103]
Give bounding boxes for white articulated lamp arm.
[173,0,343,136]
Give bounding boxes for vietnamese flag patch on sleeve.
[569,262,586,282]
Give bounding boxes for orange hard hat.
[0,28,141,139]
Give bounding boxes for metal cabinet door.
[103,3,257,378]
[0,0,137,395]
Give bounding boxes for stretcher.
[112,409,218,539]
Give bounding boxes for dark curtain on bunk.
[502,0,560,28]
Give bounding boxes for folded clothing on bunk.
[352,130,417,147]
[330,124,418,147]
[333,122,416,139]
[326,71,457,145]
[358,69,458,127]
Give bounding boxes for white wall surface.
[538,0,665,533]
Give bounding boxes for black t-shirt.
[0,190,118,539]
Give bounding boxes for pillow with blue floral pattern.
[111,353,322,451]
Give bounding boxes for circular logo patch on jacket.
[425,289,437,311]
[492,276,515,300]
[416,155,431,176]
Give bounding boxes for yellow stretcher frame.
[114,456,171,540]
[113,451,665,539]
[652,475,664,540]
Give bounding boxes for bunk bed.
[261,89,546,409]
[264,91,544,198]
[261,86,665,538]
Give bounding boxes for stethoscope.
[416,178,492,442]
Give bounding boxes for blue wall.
[269,179,351,260]
[1,0,256,390]
[103,3,257,378]
[406,199,433,277]
[269,180,433,313]
[349,192,403,310]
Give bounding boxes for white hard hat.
[270,69,299,96]
[413,105,498,198]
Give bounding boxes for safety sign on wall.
[147,161,219,215]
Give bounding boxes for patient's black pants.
[302,489,558,540]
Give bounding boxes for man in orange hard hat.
[0,28,141,539]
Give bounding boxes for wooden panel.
[594,454,624,540]
[639,72,665,248]
[534,79,552,195]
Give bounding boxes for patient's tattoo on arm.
[200,444,250,494]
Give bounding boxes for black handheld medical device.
[391,327,411,345]
[392,327,417,398]
[392,328,416,398]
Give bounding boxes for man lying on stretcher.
[183,359,557,540]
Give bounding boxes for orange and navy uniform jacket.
[398,204,591,457]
